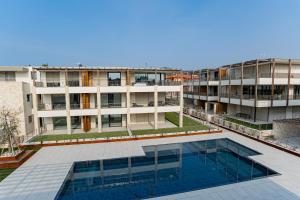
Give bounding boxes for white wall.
[0,82,33,136]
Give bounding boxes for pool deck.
[0,130,300,200]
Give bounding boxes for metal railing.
[101,103,123,108]
[35,78,182,87]
[290,73,300,78]
[38,103,66,111]
[259,72,289,78]
[290,95,300,100]
[70,104,97,109]
[243,94,255,100]
[0,77,16,81]
[230,94,241,99]
[220,93,229,98]
[208,93,218,96]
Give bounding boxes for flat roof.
[32,66,180,72]
[0,66,28,72]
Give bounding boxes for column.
[32,87,40,135]
[254,59,259,122]
[97,86,102,132]
[154,85,158,129]
[65,86,71,134]
[126,86,131,128]
[179,85,184,128]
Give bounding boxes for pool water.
[56,138,278,200]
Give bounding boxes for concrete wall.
[273,118,300,139]
[0,81,33,136]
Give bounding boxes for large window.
[71,116,81,129]
[46,72,60,87]
[0,72,16,81]
[70,94,80,109]
[294,86,300,99]
[274,85,287,100]
[108,72,121,86]
[243,86,255,99]
[102,114,122,127]
[51,95,66,110]
[101,93,122,108]
[257,85,271,100]
[134,73,165,85]
[53,117,67,130]
[68,72,80,86]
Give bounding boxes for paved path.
[0,130,299,200]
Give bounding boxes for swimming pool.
[56,138,278,200]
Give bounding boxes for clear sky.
[0,0,300,70]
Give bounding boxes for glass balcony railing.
[101,103,123,108]
[70,104,97,109]
[38,103,66,111]
[291,95,300,100]
[220,93,229,98]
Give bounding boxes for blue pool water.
[56,138,278,200]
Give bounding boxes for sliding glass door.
[102,115,122,127]
[101,93,121,108]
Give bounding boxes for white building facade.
[0,66,183,136]
[184,58,300,124]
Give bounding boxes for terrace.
[28,113,209,143]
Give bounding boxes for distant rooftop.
[33,65,180,72]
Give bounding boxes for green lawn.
[225,117,272,130]
[132,112,209,135]
[0,168,16,182]
[30,131,129,142]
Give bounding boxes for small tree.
[0,107,21,156]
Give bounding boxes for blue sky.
[0,0,300,70]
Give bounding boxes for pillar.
[97,87,102,132]
[154,85,158,129]
[65,86,71,134]
[179,85,184,128]
[32,87,40,135]
[126,86,131,128]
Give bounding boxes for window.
[101,93,121,108]
[31,71,37,80]
[294,86,300,99]
[0,72,16,81]
[71,116,81,129]
[26,94,31,102]
[108,72,121,86]
[53,117,67,130]
[28,115,33,123]
[134,73,165,85]
[51,95,66,110]
[46,72,60,87]
[102,114,122,127]
[70,94,80,109]
[68,72,80,86]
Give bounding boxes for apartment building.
[0,66,183,136]
[184,58,300,124]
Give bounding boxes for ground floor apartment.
[38,113,177,134]
[184,97,300,124]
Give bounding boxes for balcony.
[38,103,66,111]
[157,100,180,112]
[37,104,67,117]
[131,101,154,107]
